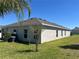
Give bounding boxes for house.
[2,18,71,43]
[71,27,79,35]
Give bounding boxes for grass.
[0,35,79,59]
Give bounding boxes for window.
[24,29,28,38]
[34,30,38,39]
[13,29,16,32]
[34,35,38,39]
[0,30,1,33]
[56,30,58,37]
[61,30,63,36]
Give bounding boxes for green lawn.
[0,35,79,59]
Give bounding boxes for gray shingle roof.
[4,18,70,30]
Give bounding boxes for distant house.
[71,27,79,35]
[3,18,71,43]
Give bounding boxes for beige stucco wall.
[41,29,56,43]
[65,31,71,37]
[56,30,62,39]
[41,29,71,43]
[3,26,71,44]
[3,27,29,41]
[3,26,41,43]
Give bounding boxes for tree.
[0,0,31,41]
[29,20,42,52]
[0,0,31,43]
[0,0,31,17]
[33,27,40,52]
[0,0,40,52]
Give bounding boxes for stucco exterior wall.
[3,26,71,44]
[41,29,56,43]
[56,30,62,39]
[41,29,71,43]
[3,26,41,43]
[65,31,71,37]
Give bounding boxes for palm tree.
[0,0,31,42]
[0,0,31,17]
[0,0,39,52]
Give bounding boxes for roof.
[3,18,71,30]
[72,27,79,31]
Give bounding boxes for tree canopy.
[0,0,31,17]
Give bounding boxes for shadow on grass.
[17,50,35,53]
[15,40,35,45]
[59,44,79,50]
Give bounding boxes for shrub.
[3,32,11,41]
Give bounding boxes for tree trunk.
[36,39,38,52]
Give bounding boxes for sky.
[0,0,79,29]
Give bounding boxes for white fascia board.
[41,23,64,29]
